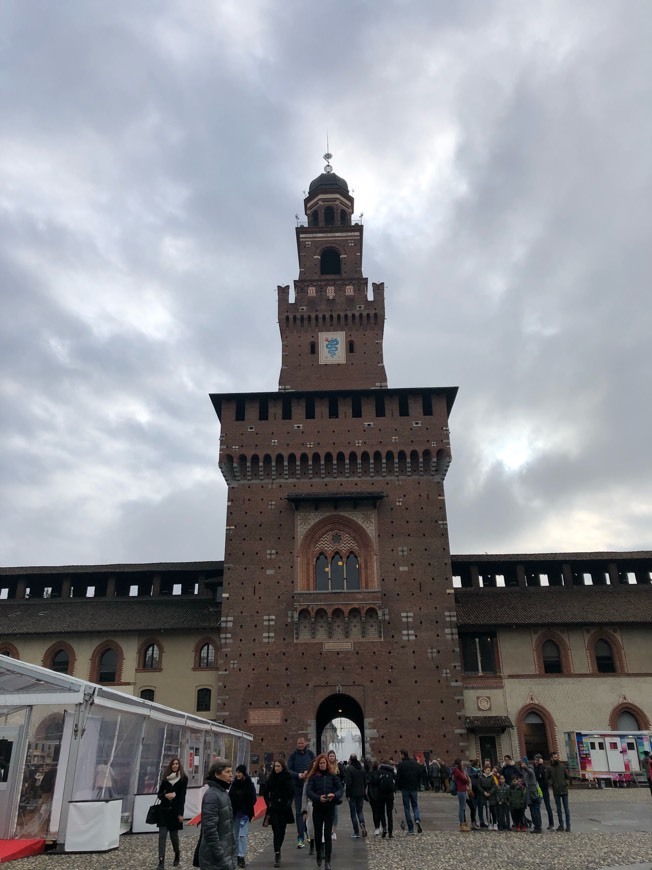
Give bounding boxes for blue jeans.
[232,815,249,858]
[554,793,570,829]
[348,796,365,833]
[401,790,420,831]
[529,796,542,831]
[457,791,467,824]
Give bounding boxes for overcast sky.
[1,0,651,567]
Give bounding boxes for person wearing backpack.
[395,750,423,834]
[375,761,396,838]
[366,761,383,835]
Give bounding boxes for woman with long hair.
[156,757,188,868]
[452,758,471,833]
[265,759,294,868]
[326,750,340,839]
[229,764,257,868]
[305,754,343,870]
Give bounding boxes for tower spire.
[323,134,333,174]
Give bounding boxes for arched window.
[310,341,316,355]
[324,206,335,226]
[617,710,640,731]
[315,554,329,591]
[196,688,212,712]
[522,712,550,758]
[542,640,562,674]
[346,554,360,589]
[0,644,18,659]
[313,552,361,592]
[143,643,160,669]
[198,642,215,669]
[99,648,117,683]
[320,248,341,275]
[340,209,348,226]
[348,340,355,353]
[52,649,70,674]
[311,210,319,226]
[330,554,345,591]
[595,639,616,673]
[140,688,155,702]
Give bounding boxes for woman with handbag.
[156,757,188,868]
[305,754,344,870]
[265,759,294,868]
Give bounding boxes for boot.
[158,860,165,869]
[173,852,181,868]
[324,862,331,870]
[316,846,322,867]
[274,852,281,868]
[309,839,314,855]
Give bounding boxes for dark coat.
[305,771,344,805]
[229,775,257,820]
[344,762,366,799]
[395,757,422,792]
[287,747,316,792]
[198,779,236,870]
[546,761,570,796]
[157,775,188,832]
[265,769,295,822]
[478,772,497,805]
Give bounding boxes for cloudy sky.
[1,0,651,567]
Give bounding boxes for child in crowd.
[496,775,510,831]
[508,776,527,831]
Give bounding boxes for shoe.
[274,852,281,868]
[360,824,367,838]
[556,825,564,831]
[158,861,164,869]
[324,863,331,870]
[331,832,337,840]
[388,833,394,839]
[381,828,387,838]
[531,828,542,834]
[416,821,423,833]
[309,841,314,855]
[400,820,406,831]
[174,856,181,868]
[351,832,359,838]
[373,827,381,836]
[236,859,245,868]
[547,824,555,831]
[316,854,322,868]
[565,827,571,832]
[479,823,488,829]
[297,837,305,849]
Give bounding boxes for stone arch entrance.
[316,694,365,757]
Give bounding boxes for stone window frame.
[298,514,376,592]
[196,686,212,713]
[533,630,572,675]
[0,642,20,659]
[608,701,650,731]
[42,640,76,676]
[89,641,125,685]
[515,702,559,758]
[136,638,163,672]
[586,629,627,674]
[193,637,218,671]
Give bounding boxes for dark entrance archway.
[316,694,365,757]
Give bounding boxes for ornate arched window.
[301,516,375,592]
[542,640,562,673]
[595,639,616,673]
[198,643,215,669]
[313,551,361,592]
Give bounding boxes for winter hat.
[236,764,247,775]
[521,756,529,764]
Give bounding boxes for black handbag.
[146,799,161,825]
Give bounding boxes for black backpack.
[377,768,395,795]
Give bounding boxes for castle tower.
[210,156,466,763]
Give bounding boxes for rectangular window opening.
[235,398,246,421]
[328,396,339,419]
[398,394,409,417]
[351,395,362,418]
[282,396,292,420]
[375,395,385,417]
[259,398,269,421]
[305,397,315,419]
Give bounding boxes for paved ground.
[10,788,652,869]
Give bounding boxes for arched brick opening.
[193,636,218,670]
[136,637,164,672]
[533,630,572,675]
[515,703,558,759]
[298,514,376,591]
[42,640,77,676]
[608,701,650,731]
[89,641,125,685]
[586,629,627,674]
[0,642,20,659]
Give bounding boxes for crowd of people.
[154,741,585,870]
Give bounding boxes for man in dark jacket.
[199,758,236,870]
[344,754,367,838]
[395,750,423,834]
[533,754,555,830]
[546,752,571,832]
[287,736,315,848]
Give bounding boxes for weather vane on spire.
[323,133,333,174]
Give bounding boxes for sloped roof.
[0,597,221,636]
[0,561,222,577]
[455,585,652,627]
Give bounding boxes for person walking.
[533,754,555,830]
[428,757,441,793]
[518,758,542,833]
[546,752,571,832]
[451,759,471,832]
[198,758,236,870]
[326,751,340,840]
[287,736,315,849]
[229,764,256,868]
[375,760,396,838]
[265,759,295,868]
[366,761,383,835]
[156,757,188,869]
[344,754,367,838]
[395,750,423,834]
[306,753,343,870]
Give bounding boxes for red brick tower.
[211,155,466,763]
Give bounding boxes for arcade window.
[320,248,341,275]
[51,649,70,674]
[196,688,212,712]
[142,643,160,669]
[460,633,498,675]
[315,553,360,591]
[542,640,563,674]
[198,642,215,669]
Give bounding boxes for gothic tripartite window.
[315,551,360,591]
